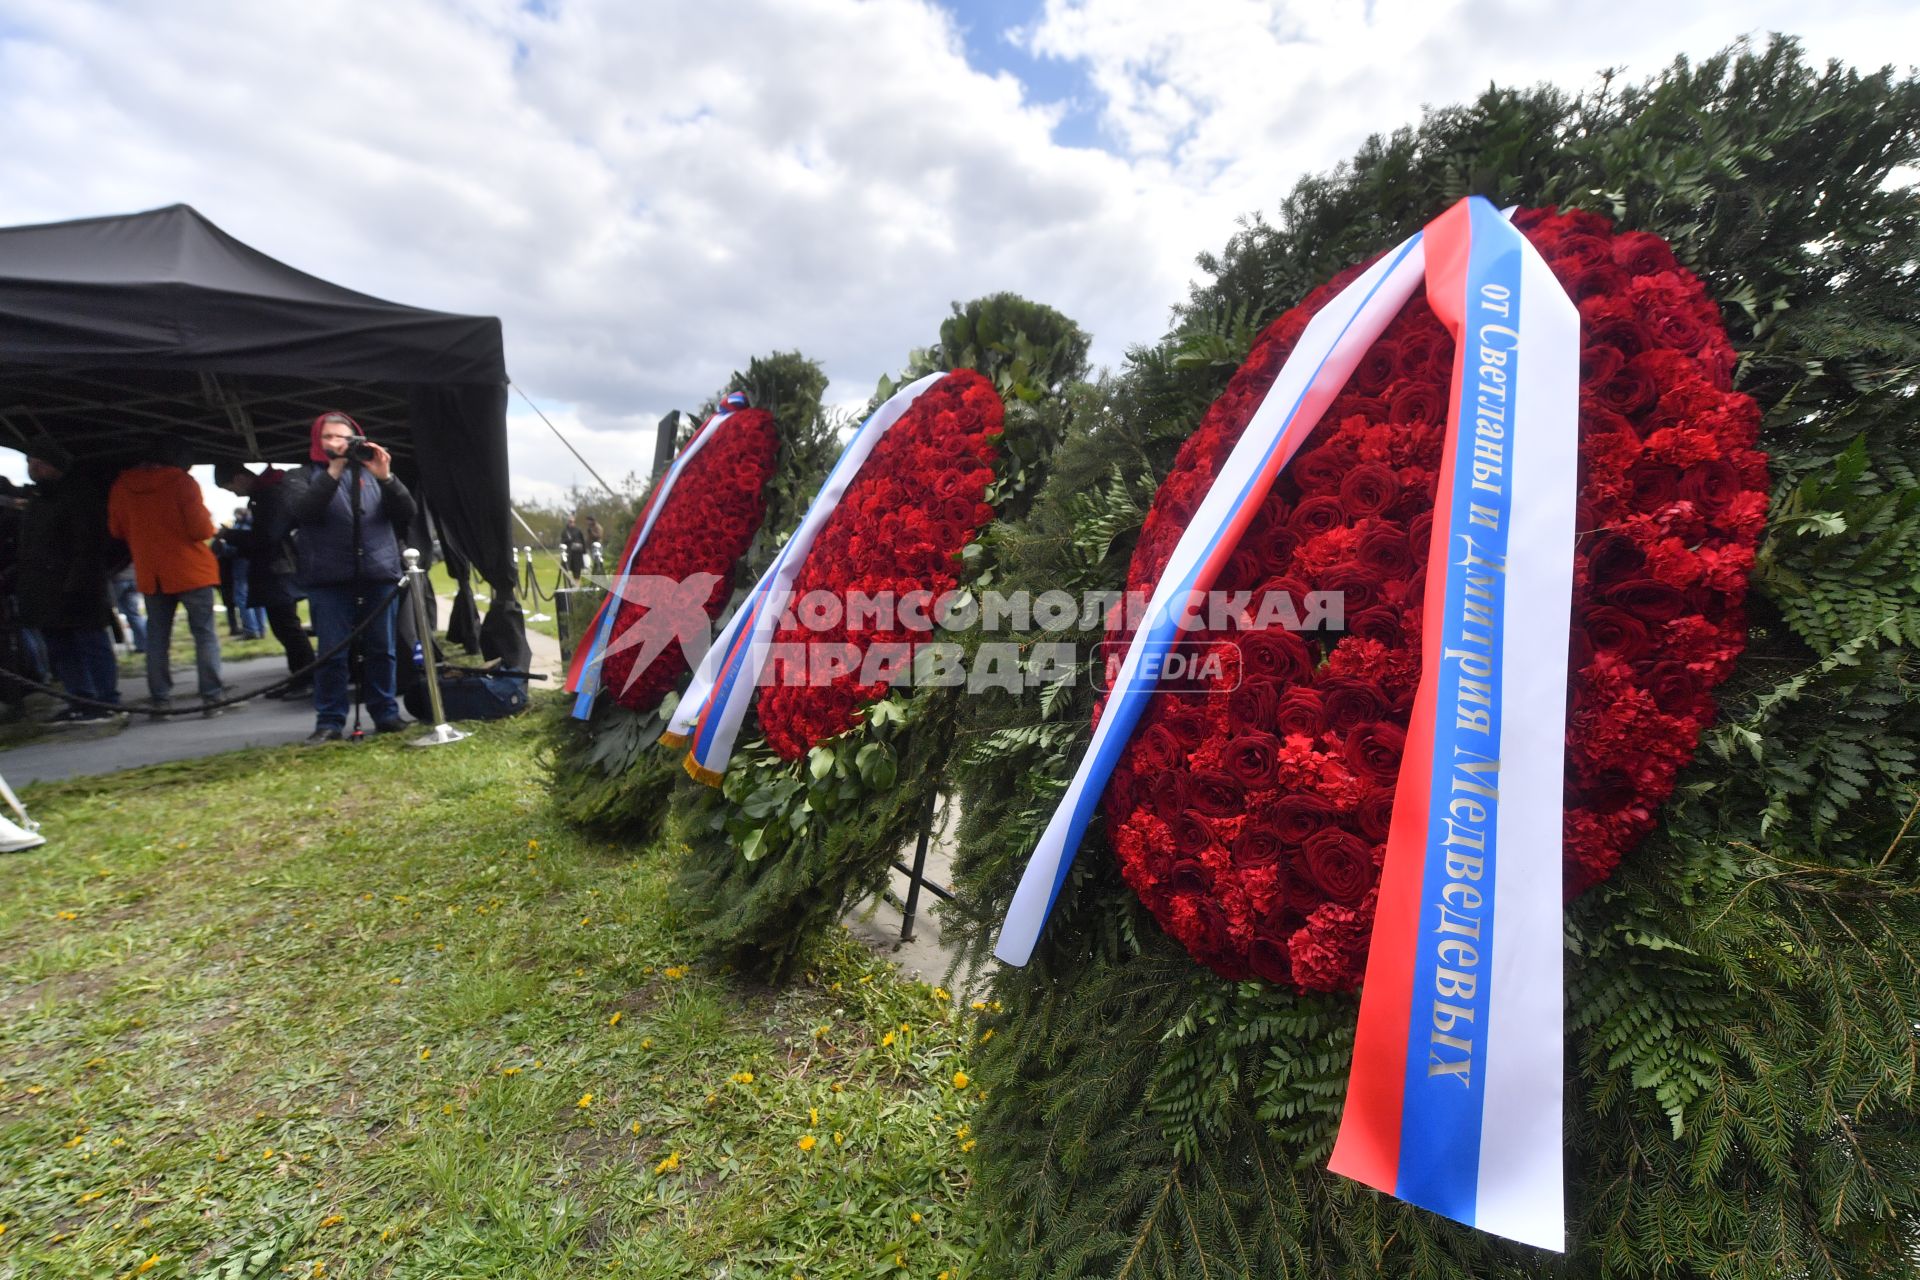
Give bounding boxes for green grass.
[430,552,570,642]
[116,603,308,679]
[0,703,981,1278]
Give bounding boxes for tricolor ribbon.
[662,371,948,783]
[565,400,744,719]
[993,197,1577,1250]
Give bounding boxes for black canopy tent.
[0,203,528,668]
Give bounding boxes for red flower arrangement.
[1102,208,1769,994]
[756,369,1004,758]
[599,408,780,715]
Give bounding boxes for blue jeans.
[232,561,267,637]
[145,586,224,701]
[44,627,120,706]
[113,574,147,653]
[308,584,398,729]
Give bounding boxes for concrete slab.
[0,655,318,785]
[840,795,993,995]
[2,617,562,788]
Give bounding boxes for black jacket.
[283,462,417,589]
[17,473,115,630]
[221,470,302,607]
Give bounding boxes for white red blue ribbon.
[664,372,948,783]
[565,405,739,719]
[1329,197,1575,1252]
[993,197,1578,1250]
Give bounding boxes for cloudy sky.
[1,0,1914,506]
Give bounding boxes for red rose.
[1612,230,1680,277]
[1355,786,1396,841]
[1318,677,1387,735]
[1272,688,1326,738]
[1189,770,1246,818]
[1338,464,1400,518]
[1269,793,1338,844]
[1299,830,1375,905]
[1236,629,1314,683]
[1232,821,1287,871]
[1343,721,1405,785]
[1224,732,1280,789]
[1288,495,1348,536]
[1581,607,1651,661]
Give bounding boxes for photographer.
[283,412,415,744]
[214,462,314,698]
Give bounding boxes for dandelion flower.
[654,1151,680,1174]
[576,1093,593,1109]
[962,1138,977,1152]
[419,1047,431,1061]
[320,1215,344,1228]
[911,1211,923,1223]
[797,1135,816,1152]
[808,1107,818,1127]
[528,840,539,850]
[952,1071,970,1090]
[608,1012,622,1027]
[640,1038,653,1050]
[881,1032,895,1048]
[981,1029,995,1043]
[663,965,687,981]
[630,1121,641,1135]
[730,1071,754,1085]
[135,1256,160,1274]
[501,1067,521,1077]
[970,1001,987,1011]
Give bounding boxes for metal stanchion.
[590,540,605,576]
[523,545,553,623]
[402,548,467,748]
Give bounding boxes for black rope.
[1,580,411,717]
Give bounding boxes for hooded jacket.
[107,463,219,595]
[281,413,418,589]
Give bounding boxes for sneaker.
[64,707,122,725]
[303,728,344,745]
[374,718,408,734]
[144,697,173,721]
[266,683,313,701]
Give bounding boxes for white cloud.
[1,0,1913,504]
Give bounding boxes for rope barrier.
[0,580,410,717]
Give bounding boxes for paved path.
[1,614,562,786]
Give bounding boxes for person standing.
[584,514,605,570]
[17,444,121,721]
[214,463,315,698]
[108,443,226,715]
[560,513,588,580]
[283,411,416,744]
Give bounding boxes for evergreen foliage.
[544,351,839,846]
[674,295,1088,980]
[948,37,1920,1278]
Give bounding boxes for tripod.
[346,456,369,741]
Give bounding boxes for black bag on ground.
[402,666,529,722]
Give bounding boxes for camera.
[343,435,378,463]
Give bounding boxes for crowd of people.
[1,412,418,745]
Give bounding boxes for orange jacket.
[108,464,219,595]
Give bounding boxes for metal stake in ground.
[402,548,466,748]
